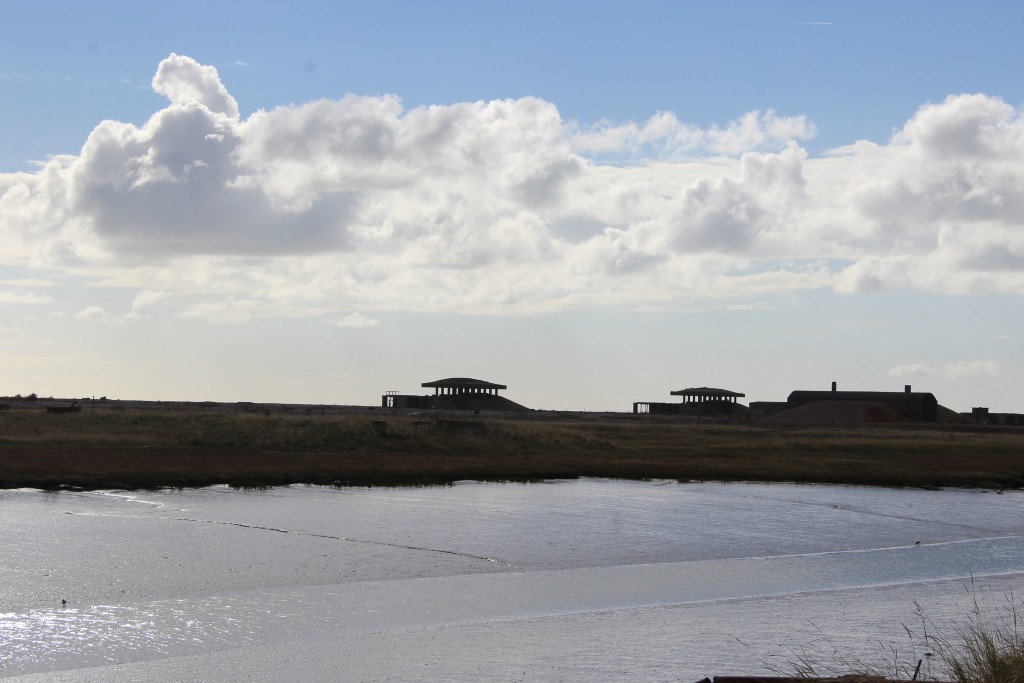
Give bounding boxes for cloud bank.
[3,54,1024,321]
[889,359,1003,380]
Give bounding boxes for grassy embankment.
[0,409,1022,490]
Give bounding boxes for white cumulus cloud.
[152,53,239,118]
[74,306,119,323]
[0,290,52,304]
[329,312,380,328]
[0,278,58,287]
[888,363,939,377]
[944,359,1002,379]
[890,359,1003,380]
[179,298,266,324]
[2,56,1024,320]
[573,109,816,157]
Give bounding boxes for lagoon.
[2,481,1023,681]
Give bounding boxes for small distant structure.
[382,378,528,412]
[670,387,745,404]
[634,386,746,415]
[961,406,1024,426]
[422,377,506,397]
[786,382,938,422]
[46,400,82,415]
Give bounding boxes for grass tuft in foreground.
[766,585,1024,683]
[934,592,1024,683]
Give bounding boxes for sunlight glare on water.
[1,481,1022,681]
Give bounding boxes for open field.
[1,400,1022,491]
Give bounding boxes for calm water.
[1,481,1023,681]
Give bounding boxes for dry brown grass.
[0,409,1022,490]
[765,587,1024,683]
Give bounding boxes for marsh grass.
[0,409,1022,490]
[765,585,1024,683]
[929,592,1024,683]
[766,621,933,681]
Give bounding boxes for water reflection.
[1,482,1022,679]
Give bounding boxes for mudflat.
[1,404,1022,491]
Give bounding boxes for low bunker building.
[787,383,938,422]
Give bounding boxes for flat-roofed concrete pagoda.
[382,377,526,411]
[634,386,747,414]
[670,387,745,404]
[422,378,507,396]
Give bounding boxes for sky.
[2,1,1024,412]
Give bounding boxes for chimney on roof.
[905,384,911,393]
[831,381,837,392]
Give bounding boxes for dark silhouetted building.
[634,386,746,415]
[382,378,527,411]
[787,383,938,421]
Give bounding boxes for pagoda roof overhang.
[670,387,745,398]
[422,377,507,390]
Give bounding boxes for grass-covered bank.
[1,409,1022,490]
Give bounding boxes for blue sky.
[5,1,1024,168]
[2,1,1023,411]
